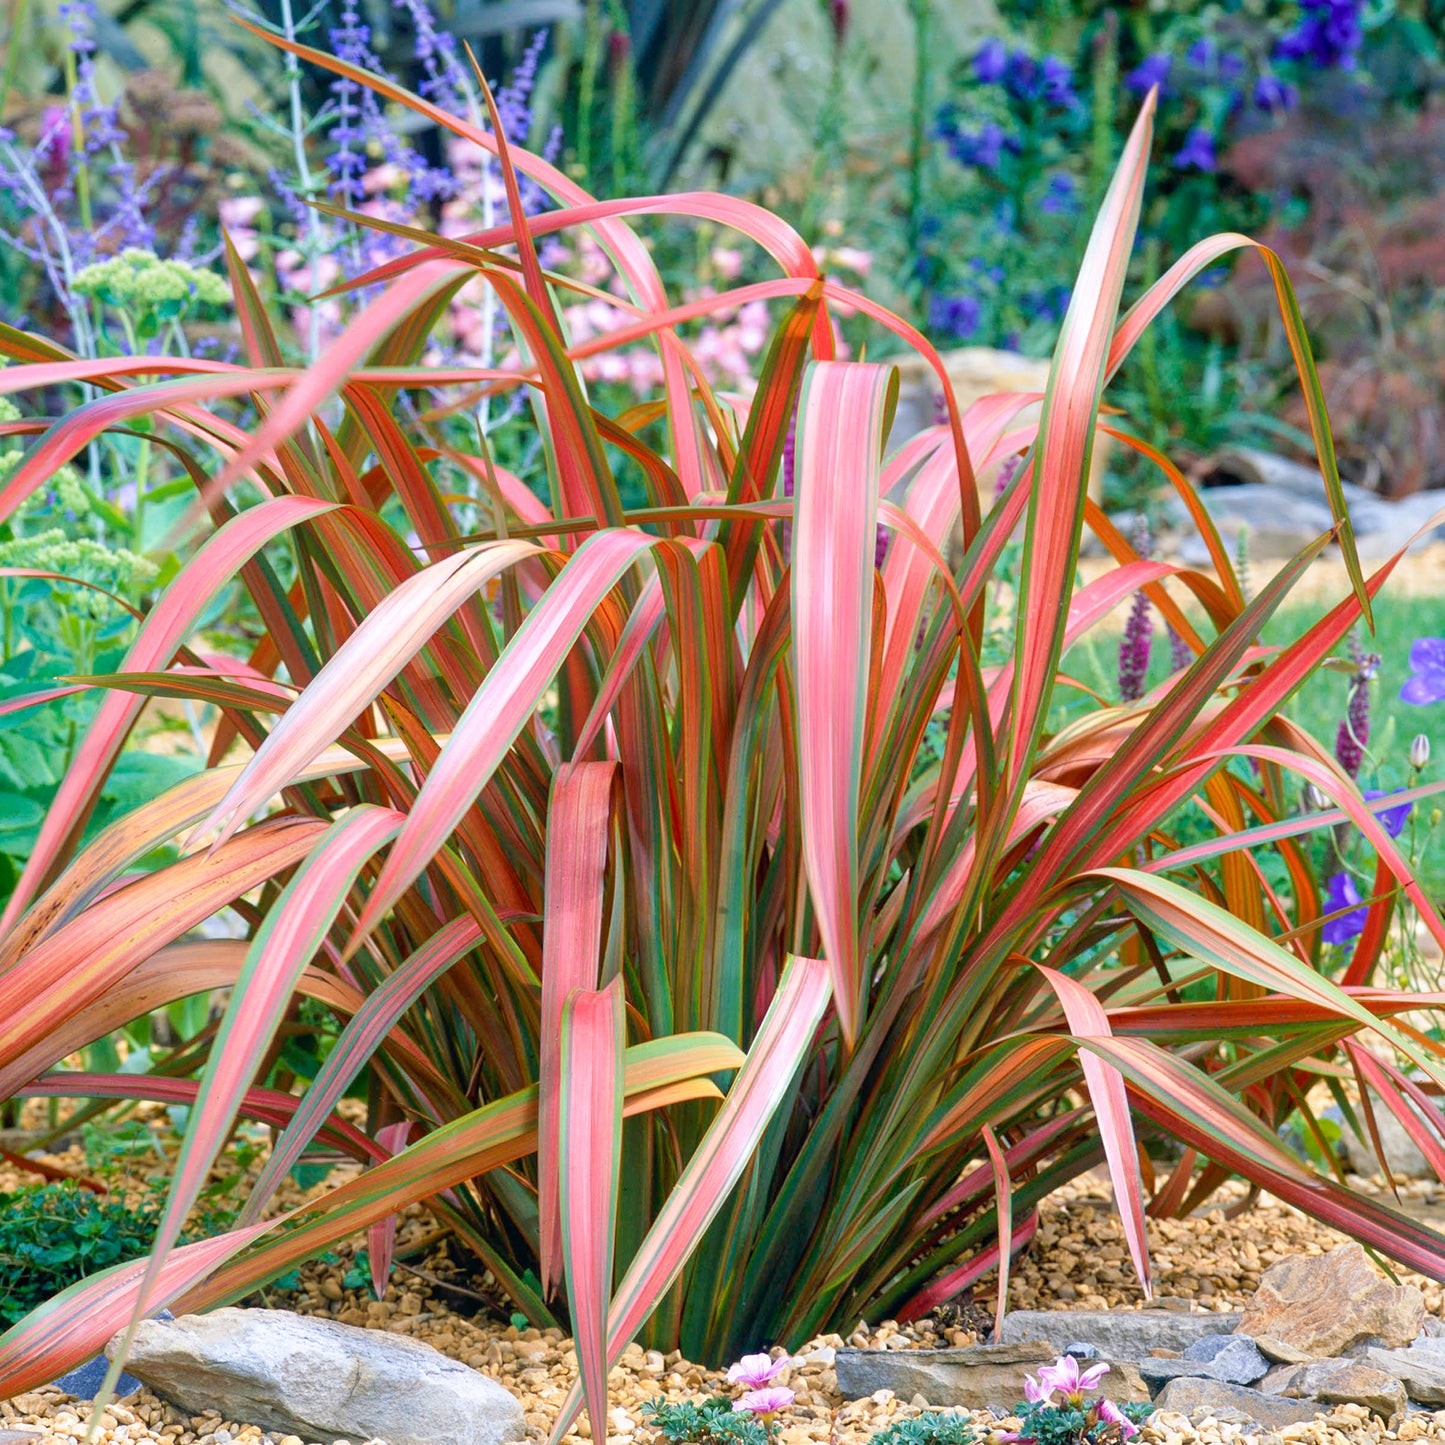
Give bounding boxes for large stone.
[833,1342,1147,1411]
[1140,1337,1269,1397]
[997,1308,1241,1361]
[108,1309,526,1445]
[1361,1342,1445,1405]
[1274,1359,1406,1418]
[1151,1377,1322,1429]
[1236,1244,1425,1358]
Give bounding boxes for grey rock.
[1140,1359,1213,1397]
[1362,1344,1445,1405]
[108,1308,526,1445]
[0,1432,43,1444]
[1275,1359,1406,1418]
[53,1355,143,1399]
[997,1309,1242,1361]
[833,1343,1147,1411]
[1064,1343,1099,1360]
[1139,1339,1269,1398]
[1197,484,1335,556]
[1181,1334,1243,1364]
[1151,1377,1322,1429]
[1198,1337,1270,1386]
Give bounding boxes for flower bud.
[1305,782,1328,811]
[1411,734,1431,770]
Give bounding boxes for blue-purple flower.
[1363,788,1412,838]
[974,38,1009,85]
[1174,126,1217,172]
[1039,173,1079,214]
[1254,73,1299,112]
[1003,50,1041,101]
[930,293,981,340]
[1125,52,1172,94]
[946,120,1016,170]
[1040,55,1074,104]
[1401,638,1445,706]
[1276,0,1364,70]
[1323,873,1368,945]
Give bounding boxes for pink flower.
[1033,1355,1109,1405]
[1023,1374,1053,1404]
[1097,1399,1138,1439]
[727,1352,789,1388]
[734,1387,795,1416]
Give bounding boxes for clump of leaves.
[642,1397,770,1445]
[1014,1401,1152,1445]
[0,1181,163,1327]
[869,1413,978,1445]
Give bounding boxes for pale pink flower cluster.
[727,1352,794,1417]
[1022,1357,1139,1440]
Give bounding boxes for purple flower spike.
[1336,647,1379,779]
[974,38,1009,84]
[1323,872,1368,945]
[1126,52,1172,94]
[1401,638,1445,706]
[1118,589,1153,704]
[1174,126,1217,172]
[734,1387,795,1416]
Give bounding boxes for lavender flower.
[930,293,981,340]
[994,452,1022,503]
[973,38,1009,85]
[1335,641,1379,779]
[1254,73,1299,112]
[1174,126,1217,173]
[1039,173,1078,214]
[1118,589,1152,703]
[1401,638,1445,706]
[1125,53,1172,94]
[1323,872,1368,944]
[1039,56,1074,105]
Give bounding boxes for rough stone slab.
[833,1343,1147,1410]
[108,1309,526,1445]
[1362,1344,1445,1405]
[1237,1244,1424,1358]
[996,1309,1241,1360]
[1276,1359,1406,1418]
[1151,1377,1322,1429]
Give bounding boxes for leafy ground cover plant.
[1015,1357,1151,1445]
[3,35,1445,1445]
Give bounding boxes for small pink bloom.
[727,1352,788,1388]
[712,246,744,280]
[734,1387,794,1416]
[219,196,264,229]
[1097,1399,1138,1439]
[1023,1374,1053,1404]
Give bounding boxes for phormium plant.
[1,34,1445,1445]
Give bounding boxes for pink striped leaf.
[1034,965,1150,1293]
[559,979,626,1445]
[128,806,405,1336]
[0,494,338,933]
[897,1210,1040,1323]
[368,1121,416,1300]
[547,955,832,1445]
[0,1223,273,1396]
[240,916,485,1224]
[538,762,616,1294]
[791,362,896,1047]
[353,531,661,944]
[1006,96,1153,796]
[199,539,541,846]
